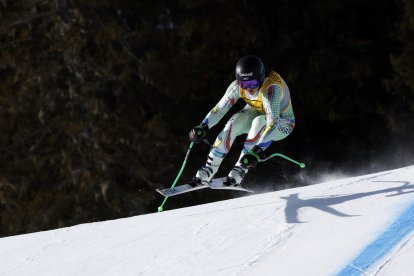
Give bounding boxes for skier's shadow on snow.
[280,181,414,223]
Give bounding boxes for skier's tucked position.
[189,55,295,187]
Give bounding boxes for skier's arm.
[201,80,241,129]
[256,84,283,147]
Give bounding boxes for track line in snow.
[337,201,414,275]
[374,232,414,275]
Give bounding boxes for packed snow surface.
[1,165,414,275]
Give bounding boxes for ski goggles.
[238,79,260,89]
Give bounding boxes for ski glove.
[240,145,266,169]
[189,123,209,144]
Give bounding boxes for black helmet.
[235,55,265,83]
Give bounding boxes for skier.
[189,55,295,187]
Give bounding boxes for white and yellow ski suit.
[197,70,295,181]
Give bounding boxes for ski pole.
[260,153,306,168]
[158,141,194,212]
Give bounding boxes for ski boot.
[191,153,223,187]
[190,165,217,187]
[225,166,248,187]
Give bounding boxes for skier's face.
[245,87,259,94]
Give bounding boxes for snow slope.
[1,165,414,276]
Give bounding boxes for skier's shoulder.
[224,79,240,95]
[229,79,238,87]
[265,70,284,87]
[261,70,284,99]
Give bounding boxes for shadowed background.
[1,0,413,236]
